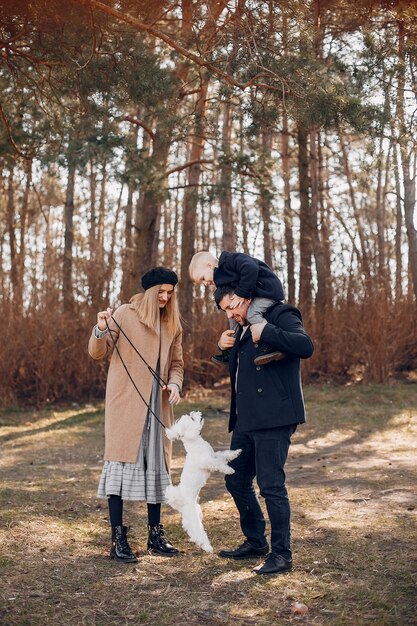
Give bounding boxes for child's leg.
[247,298,287,365]
[246,298,276,325]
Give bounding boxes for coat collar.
[218,251,229,267]
[236,324,251,343]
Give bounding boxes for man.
[214,285,314,575]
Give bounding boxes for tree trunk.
[89,158,97,265]
[259,124,273,268]
[297,125,313,313]
[7,164,20,309]
[392,138,403,299]
[120,182,135,301]
[17,158,32,308]
[310,129,327,310]
[375,127,390,284]
[133,128,172,277]
[63,162,76,312]
[282,109,295,303]
[238,108,249,255]
[403,156,417,301]
[179,75,209,341]
[281,11,295,302]
[338,132,371,280]
[219,96,235,251]
[105,183,124,304]
[397,21,417,303]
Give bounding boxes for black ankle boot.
[147,524,179,557]
[110,525,137,563]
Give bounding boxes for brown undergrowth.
[0,383,416,625]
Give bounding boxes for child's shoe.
[211,353,230,365]
[254,350,286,366]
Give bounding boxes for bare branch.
[0,102,31,160]
[76,7,97,71]
[165,159,213,176]
[70,0,287,93]
[121,116,156,141]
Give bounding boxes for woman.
[89,267,184,563]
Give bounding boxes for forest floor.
[0,382,416,626]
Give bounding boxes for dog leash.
[104,317,167,430]
[109,315,167,389]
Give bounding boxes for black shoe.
[110,525,137,563]
[219,540,269,560]
[211,353,229,365]
[254,351,287,366]
[147,524,179,557]
[253,553,292,575]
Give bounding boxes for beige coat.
[88,299,184,468]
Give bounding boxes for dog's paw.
[224,466,235,475]
[227,448,242,461]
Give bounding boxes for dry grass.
[0,382,416,626]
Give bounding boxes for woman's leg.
[147,503,161,526]
[147,503,179,557]
[108,494,123,527]
[108,495,137,563]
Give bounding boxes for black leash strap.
[110,315,167,389]
[104,318,166,430]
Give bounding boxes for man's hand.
[229,294,245,309]
[250,321,267,342]
[218,329,236,350]
[97,307,113,331]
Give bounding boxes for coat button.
[254,343,258,348]
[257,388,262,393]
[256,366,261,371]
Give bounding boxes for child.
[189,250,286,366]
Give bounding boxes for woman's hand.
[164,384,180,405]
[97,307,113,331]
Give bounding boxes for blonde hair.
[189,251,217,280]
[130,285,182,336]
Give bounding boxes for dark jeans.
[225,424,296,560]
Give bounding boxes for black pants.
[225,424,296,560]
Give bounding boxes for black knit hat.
[141,267,178,291]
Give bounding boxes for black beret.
[141,267,178,291]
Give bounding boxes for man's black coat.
[227,303,314,433]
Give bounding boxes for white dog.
[164,411,241,552]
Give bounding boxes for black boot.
[147,524,179,557]
[110,525,137,563]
